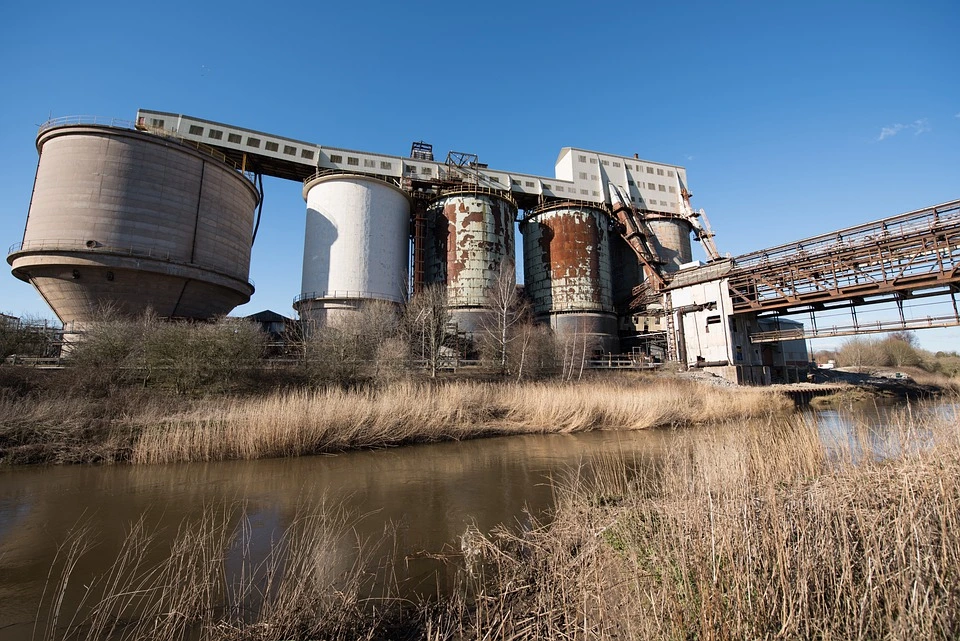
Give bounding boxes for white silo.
[295,173,411,326]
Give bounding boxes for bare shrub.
[880,333,922,367]
[143,318,266,394]
[509,321,560,381]
[402,285,451,378]
[66,309,151,394]
[301,300,405,386]
[836,336,886,372]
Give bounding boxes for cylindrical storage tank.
[647,215,693,272]
[521,203,619,353]
[295,173,411,327]
[7,123,258,323]
[425,188,516,334]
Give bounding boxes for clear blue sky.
[1,0,958,352]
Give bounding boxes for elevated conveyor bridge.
[725,200,960,342]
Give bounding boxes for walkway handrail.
[8,239,253,287]
[734,199,960,269]
[36,116,255,179]
[294,290,405,305]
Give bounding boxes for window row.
[187,124,318,161]
[330,154,393,171]
[576,153,676,178]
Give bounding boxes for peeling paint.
[425,191,516,308]
[522,204,614,316]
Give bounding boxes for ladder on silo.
[663,298,679,364]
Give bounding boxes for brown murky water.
[0,429,676,640]
[1,400,951,640]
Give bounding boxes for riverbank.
[451,401,960,640]
[31,401,960,640]
[0,371,793,465]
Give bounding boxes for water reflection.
[0,430,673,640]
[2,400,955,640]
[809,399,956,464]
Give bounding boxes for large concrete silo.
[7,122,258,323]
[521,203,618,353]
[646,215,693,272]
[425,187,517,334]
[295,173,411,326]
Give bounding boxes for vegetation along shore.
[2,306,957,466]
[34,402,960,639]
[1,374,791,465]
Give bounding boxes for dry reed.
[37,501,405,641]
[36,402,960,639]
[455,402,960,639]
[132,379,791,464]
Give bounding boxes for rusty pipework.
[410,197,430,295]
[609,198,666,290]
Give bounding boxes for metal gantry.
[726,200,960,342]
[729,200,960,311]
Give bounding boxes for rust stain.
[525,207,610,310]
[429,192,517,304]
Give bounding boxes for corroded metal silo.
[647,215,693,272]
[521,202,618,353]
[425,187,516,333]
[295,173,411,326]
[7,121,258,323]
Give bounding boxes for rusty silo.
[520,202,618,353]
[425,187,517,333]
[295,173,411,326]
[7,121,258,324]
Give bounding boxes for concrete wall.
[9,125,258,322]
[425,190,515,334]
[669,278,734,367]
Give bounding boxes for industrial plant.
[8,111,960,383]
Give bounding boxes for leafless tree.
[510,320,559,381]
[478,259,529,375]
[881,334,922,367]
[837,337,884,372]
[403,285,451,378]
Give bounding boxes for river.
[0,400,951,640]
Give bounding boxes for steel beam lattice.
[728,200,960,314]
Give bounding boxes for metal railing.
[435,183,518,208]
[728,200,960,312]
[733,200,960,270]
[294,290,405,305]
[749,313,960,343]
[38,115,137,134]
[302,168,403,188]
[36,116,255,181]
[8,239,253,286]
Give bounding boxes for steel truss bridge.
[722,200,960,343]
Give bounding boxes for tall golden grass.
[36,501,401,641]
[457,402,960,639]
[38,402,960,639]
[132,379,792,464]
